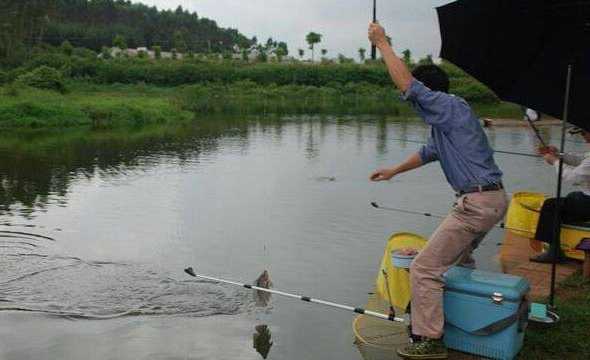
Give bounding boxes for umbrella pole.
[549,64,573,309]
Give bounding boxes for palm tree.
[358,48,366,62]
[305,32,322,62]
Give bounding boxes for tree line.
[1,0,257,66]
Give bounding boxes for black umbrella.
[437,0,589,131]
[437,0,590,312]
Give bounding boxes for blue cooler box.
[443,267,530,360]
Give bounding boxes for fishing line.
[389,138,541,158]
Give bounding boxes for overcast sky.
[134,0,451,60]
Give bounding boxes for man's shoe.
[397,338,448,359]
[530,251,566,264]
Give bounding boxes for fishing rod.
[371,0,377,60]
[526,118,548,148]
[370,202,529,233]
[389,138,541,158]
[184,267,405,323]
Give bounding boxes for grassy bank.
[519,273,590,359]
[0,81,521,129]
[0,82,193,128]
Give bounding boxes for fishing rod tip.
[184,267,196,277]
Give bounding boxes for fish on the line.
[254,270,273,307]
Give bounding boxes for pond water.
[0,116,584,360]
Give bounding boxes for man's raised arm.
[368,22,413,93]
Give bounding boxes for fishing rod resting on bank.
[184,267,405,323]
[370,202,529,233]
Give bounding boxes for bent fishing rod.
[370,202,529,233]
[184,267,404,323]
[389,138,541,158]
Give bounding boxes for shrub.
[101,47,112,60]
[72,47,97,59]
[17,66,66,93]
[452,79,499,104]
[4,82,23,97]
[25,52,71,71]
[153,46,162,59]
[61,40,74,56]
[0,70,7,85]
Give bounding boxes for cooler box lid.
[444,267,530,302]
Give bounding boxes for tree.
[321,49,327,56]
[402,49,413,67]
[358,48,366,62]
[113,34,127,50]
[173,30,187,53]
[61,40,73,56]
[298,48,304,60]
[305,32,322,62]
[100,46,112,60]
[153,45,162,59]
[418,54,434,66]
[277,42,288,56]
[338,53,354,64]
[276,47,288,62]
[0,0,56,62]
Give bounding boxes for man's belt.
[457,182,504,196]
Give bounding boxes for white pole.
[184,268,404,323]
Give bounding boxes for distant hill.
[1,0,255,62]
[45,0,255,52]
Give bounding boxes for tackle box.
[443,267,530,360]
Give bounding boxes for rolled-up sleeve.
[556,157,590,184]
[401,79,456,130]
[419,137,439,164]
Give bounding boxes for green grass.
[0,81,522,129]
[519,273,590,359]
[0,82,193,128]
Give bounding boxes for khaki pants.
[410,190,508,339]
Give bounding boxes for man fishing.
[532,127,590,263]
[368,23,508,359]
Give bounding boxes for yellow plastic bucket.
[561,224,590,261]
[505,192,546,238]
[507,192,589,260]
[375,232,427,311]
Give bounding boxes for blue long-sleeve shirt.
[402,79,503,193]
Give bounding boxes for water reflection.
[253,324,273,359]
[0,119,253,218]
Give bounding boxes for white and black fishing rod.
[184,267,404,323]
[370,202,528,233]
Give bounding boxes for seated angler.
[531,127,590,263]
